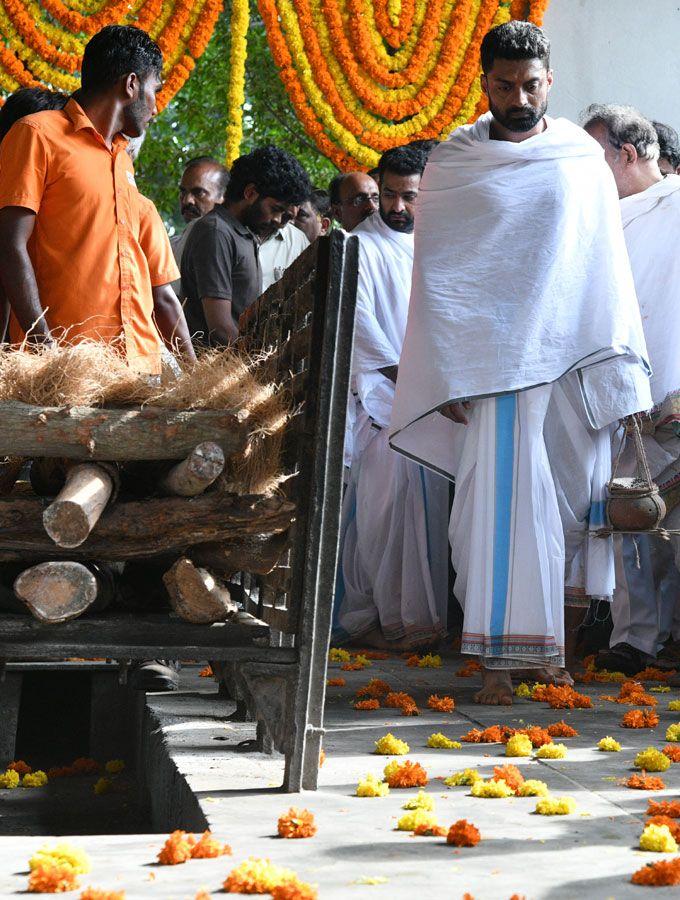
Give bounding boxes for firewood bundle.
[0,345,295,625]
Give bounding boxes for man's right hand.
[440,400,472,425]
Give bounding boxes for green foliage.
[136,5,337,231]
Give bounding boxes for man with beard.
[333,144,449,650]
[389,21,652,702]
[329,171,379,232]
[0,25,183,375]
[181,145,310,346]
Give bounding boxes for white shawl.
[621,174,680,406]
[390,113,652,476]
[352,213,413,428]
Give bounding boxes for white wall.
[542,0,680,129]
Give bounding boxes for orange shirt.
[139,195,179,288]
[0,99,163,374]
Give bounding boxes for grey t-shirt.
[180,206,262,344]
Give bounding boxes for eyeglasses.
[343,193,380,208]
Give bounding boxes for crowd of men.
[0,20,679,702]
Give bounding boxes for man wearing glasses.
[329,171,379,232]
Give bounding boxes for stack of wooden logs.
[0,402,295,625]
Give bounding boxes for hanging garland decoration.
[0,0,223,110]
[225,0,249,166]
[256,0,551,169]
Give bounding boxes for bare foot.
[474,668,513,705]
[512,666,574,686]
[349,628,414,652]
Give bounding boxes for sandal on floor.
[594,642,655,676]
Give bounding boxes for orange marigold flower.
[354,699,380,710]
[8,760,31,776]
[532,684,593,709]
[157,831,195,865]
[648,799,680,817]
[340,662,367,671]
[356,679,391,698]
[662,745,680,762]
[622,709,659,729]
[406,654,420,667]
[646,816,680,841]
[455,660,482,677]
[634,666,676,683]
[271,882,318,900]
[277,808,317,839]
[384,691,417,709]
[447,819,481,847]
[28,863,79,893]
[524,726,553,747]
[493,765,525,794]
[46,766,75,779]
[400,702,420,716]
[631,857,680,885]
[355,650,390,660]
[412,823,447,837]
[627,774,666,790]
[604,680,658,706]
[79,890,125,900]
[461,725,505,743]
[195,892,211,900]
[190,831,232,858]
[385,761,428,789]
[427,694,455,713]
[326,678,346,687]
[547,721,579,738]
[71,758,100,775]
[198,665,213,678]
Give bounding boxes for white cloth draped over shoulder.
[390,113,652,476]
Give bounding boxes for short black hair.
[226,145,311,205]
[378,144,429,180]
[0,88,68,142]
[308,188,331,218]
[328,173,344,206]
[480,20,550,74]
[183,156,230,196]
[653,121,680,169]
[81,25,162,94]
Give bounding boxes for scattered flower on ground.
[93,778,112,796]
[79,890,125,900]
[447,819,481,847]
[648,799,680,817]
[29,844,91,875]
[627,774,666,791]
[427,732,461,749]
[329,648,351,663]
[157,831,195,865]
[514,682,531,698]
[198,665,213,678]
[669,700,680,711]
[455,659,482,677]
[531,684,593,709]
[326,678,345,687]
[0,769,20,789]
[28,864,80,894]
[631,857,680,886]
[646,817,680,842]
[412,823,447,837]
[662,745,680,762]
[384,692,419,716]
[639,823,678,853]
[603,681,658,707]
[354,699,380,710]
[622,709,659,729]
[71,758,100,775]
[356,679,391,698]
[470,779,514,798]
[374,733,409,755]
[650,685,670,693]
[8,760,31,775]
[277,808,317,839]
[535,743,567,760]
[492,765,524,794]
[535,797,577,815]
[547,721,579,738]
[461,725,510,743]
[635,748,671,772]
[22,771,48,788]
[356,774,390,797]
[223,858,298,894]
[444,769,481,787]
[666,723,680,742]
[427,694,455,712]
[191,831,232,858]
[384,760,428,788]
[518,780,549,797]
[598,736,622,752]
[270,882,318,900]
[505,734,533,757]
[402,790,434,811]
[417,653,442,668]
[104,760,124,776]
[396,808,439,832]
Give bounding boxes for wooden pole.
[14,561,100,623]
[159,442,225,497]
[42,463,115,549]
[163,557,238,624]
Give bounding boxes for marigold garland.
[225,0,248,165]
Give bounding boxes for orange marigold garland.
[626,774,666,791]
[547,721,579,738]
[277,808,317,839]
[622,709,659,729]
[648,800,680,818]
[663,745,680,762]
[428,694,455,712]
[447,819,481,847]
[531,684,593,709]
[631,857,680,886]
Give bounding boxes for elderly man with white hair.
[583,103,680,675]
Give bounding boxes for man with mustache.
[334,144,450,650]
[390,21,652,703]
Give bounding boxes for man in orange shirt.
[0,24,192,373]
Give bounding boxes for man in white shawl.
[583,105,680,676]
[333,144,449,650]
[390,21,652,703]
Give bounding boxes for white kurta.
[388,114,652,668]
[334,214,449,646]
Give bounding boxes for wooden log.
[43,463,115,549]
[189,531,290,576]
[29,457,67,496]
[0,493,295,560]
[159,442,225,497]
[14,561,99,623]
[0,457,23,495]
[0,401,248,461]
[163,557,238,624]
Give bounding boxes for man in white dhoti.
[389,22,652,703]
[333,145,449,650]
[582,105,680,676]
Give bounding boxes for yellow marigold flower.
[634,747,671,772]
[669,700,680,711]
[329,648,351,663]
[598,736,622,752]
[667,723,680,742]
[374,733,409,755]
[27,862,79,894]
[650,686,670,693]
[22,771,48,788]
[426,733,462,750]
[396,808,439,832]
[470,779,514,798]
[104,759,125,775]
[93,777,113,795]
[29,842,91,874]
[0,769,20,789]
[417,654,442,668]
[640,823,679,853]
[505,734,533,757]
[223,857,298,894]
[353,655,372,668]
[535,796,577,815]
[444,769,481,787]
[517,779,549,797]
[402,790,434,811]
[531,682,548,698]
[514,682,531,698]
[356,774,389,797]
[535,743,567,760]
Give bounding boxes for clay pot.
[607,477,666,532]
